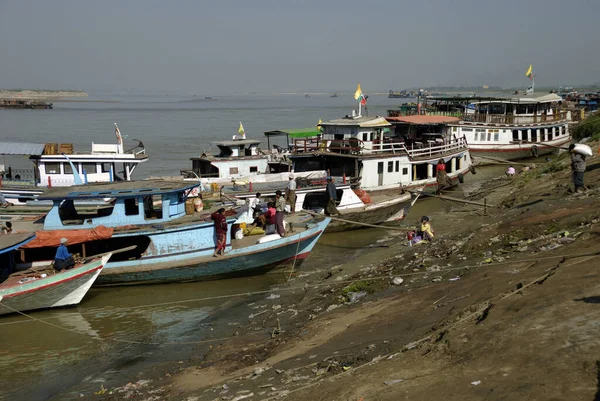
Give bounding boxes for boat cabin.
[182,139,269,179]
[37,180,200,230]
[0,233,36,283]
[0,138,147,189]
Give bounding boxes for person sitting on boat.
[0,193,13,208]
[436,159,451,194]
[211,208,228,257]
[275,191,286,237]
[285,175,297,214]
[325,176,339,216]
[418,216,434,242]
[248,192,262,218]
[506,166,516,177]
[1,222,12,234]
[54,238,76,271]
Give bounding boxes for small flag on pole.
[526,64,533,80]
[238,122,246,139]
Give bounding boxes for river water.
[0,94,510,400]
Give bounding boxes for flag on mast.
[354,83,367,105]
[238,122,246,139]
[526,64,533,80]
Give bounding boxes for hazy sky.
[0,0,598,94]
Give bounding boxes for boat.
[0,99,53,109]
[180,127,323,187]
[0,233,109,316]
[331,94,338,98]
[230,181,419,233]
[288,112,473,193]
[0,124,148,205]
[12,180,330,286]
[388,90,414,99]
[438,93,572,160]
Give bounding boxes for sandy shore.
[51,141,600,400]
[0,90,88,100]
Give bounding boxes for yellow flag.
[238,122,245,134]
[525,64,533,78]
[354,83,362,100]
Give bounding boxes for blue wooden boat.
[13,180,330,285]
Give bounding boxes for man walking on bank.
[569,144,586,193]
[275,190,287,237]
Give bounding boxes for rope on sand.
[301,210,411,231]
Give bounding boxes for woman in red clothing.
[436,158,450,194]
[211,208,228,257]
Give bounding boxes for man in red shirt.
[436,158,451,194]
[211,208,228,257]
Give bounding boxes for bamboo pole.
[408,190,497,208]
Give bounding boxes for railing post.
[48,176,52,188]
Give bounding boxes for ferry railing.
[402,137,468,159]
[292,138,363,155]
[462,111,569,125]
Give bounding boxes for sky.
[0,0,598,94]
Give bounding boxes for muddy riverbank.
[11,146,600,400]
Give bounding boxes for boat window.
[124,198,139,216]
[487,132,491,141]
[512,130,519,141]
[402,167,408,175]
[229,167,239,175]
[494,133,499,141]
[249,166,258,173]
[102,163,113,173]
[462,128,473,132]
[506,104,514,114]
[377,162,384,174]
[395,161,400,172]
[45,162,61,174]
[387,161,393,173]
[63,163,73,174]
[516,104,528,115]
[82,163,97,174]
[58,199,115,224]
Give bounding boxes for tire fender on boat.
[531,145,539,158]
[469,165,476,175]
[458,172,465,184]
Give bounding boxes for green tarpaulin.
[264,128,320,139]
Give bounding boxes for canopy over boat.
[37,180,199,201]
[386,115,461,124]
[0,142,45,156]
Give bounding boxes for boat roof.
[213,139,261,147]
[320,116,391,128]
[264,128,320,138]
[0,233,36,254]
[430,93,563,104]
[0,142,45,156]
[386,115,461,124]
[37,180,200,201]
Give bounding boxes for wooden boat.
[289,113,473,193]
[12,180,330,286]
[0,123,148,205]
[0,99,53,109]
[0,233,109,316]
[228,182,419,233]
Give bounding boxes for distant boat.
[205,96,216,100]
[305,94,310,98]
[330,94,338,98]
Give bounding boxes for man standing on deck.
[248,192,262,218]
[54,238,76,271]
[211,208,228,257]
[325,176,339,216]
[275,190,286,236]
[285,174,297,214]
[569,144,586,193]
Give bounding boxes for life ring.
[458,172,464,184]
[531,145,539,158]
[469,165,476,175]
